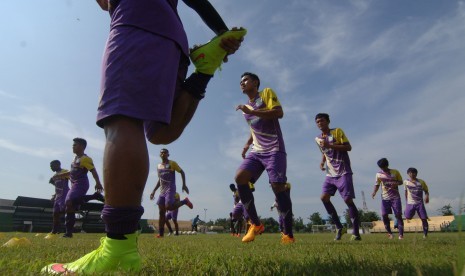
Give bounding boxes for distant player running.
[270,183,291,234]
[404,167,430,238]
[150,148,193,238]
[44,160,70,239]
[235,72,294,244]
[314,113,361,241]
[229,183,248,237]
[372,158,404,239]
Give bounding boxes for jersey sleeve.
[375,173,381,186]
[80,156,95,171]
[61,169,70,179]
[420,179,429,193]
[170,161,182,173]
[261,88,282,110]
[333,128,350,145]
[393,170,403,184]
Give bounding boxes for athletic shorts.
[97,26,189,140]
[157,188,176,208]
[232,202,248,220]
[322,174,355,200]
[237,151,287,184]
[380,198,402,216]
[166,209,178,221]
[404,203,428,219]
[66,180,89,209]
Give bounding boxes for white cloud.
[0,138,64,158]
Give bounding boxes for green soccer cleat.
[41,233,141,274]
[190,28,247,75]
[350,235,362,241]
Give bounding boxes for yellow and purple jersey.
[375,169,403,200]
[157,160,182,194]
[315,128,352,177]
[52,169,70,198]
[70,155,95,185]
[242,88,286,153]
[404,178,429,204]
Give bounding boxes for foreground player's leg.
[346,200,361,240]
[395,214,404,239]
[42,117,148,274]
[382,214,393,239]
[236,173,263,242]
[321,195,344,240]
[273,184,294,244]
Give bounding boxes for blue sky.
[1,0,464,223]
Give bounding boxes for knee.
[271,183,286,194]
[235,171,251,186]
[149,133,180,145]
[320,194,330,202]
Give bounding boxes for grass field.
[0,231,464,275]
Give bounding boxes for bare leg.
[103,117,148,207]
[173,220,179,235]
[150,91,200,145]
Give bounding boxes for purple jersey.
[375,169,403,200]
[315,128,352,177]
[52,169,70,200]
[70,155,95,186]
[109,0,188,56]
[243,88,286,153]
[404,178,429,205]
[157,160,182,195]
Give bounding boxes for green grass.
[0,232,464,275]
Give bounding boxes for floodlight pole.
[204,208,207,223]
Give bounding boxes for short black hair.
[73,137,87,148]
[407,167,418,174]
[377,158,389,168]
[50,160,60,166]
[160,148,169,153]
[241,72,260,89]
[315,113,330,122]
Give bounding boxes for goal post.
[312,224,336,234]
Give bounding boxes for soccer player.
[54,138,104,239]
[372,158,404,239]
[165,192,181,236]
[44,160,70,239]
[42,0,245,273]
[235,72,294,244]
[150,148,192,238]
[229,183,248,237]
[314,113,361,241]
[404,167,430,238]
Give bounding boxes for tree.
[308,212,324,226]
[438,204,455,216]
[261,217,279,233]
[293,217,306,233]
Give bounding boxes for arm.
[180,170,189,194]
[236,106,284,120]
[150,180,161,200]
[89,168,103,192]
[96,0,109,11]
[372,185,380,199]
[53,171,70,181]
[322,141,352,152]
[242,135,253,159]
[319,154,326,171]
[183,0,228,35]
[424,192,429,204]
[405,189,408,201]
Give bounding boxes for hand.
[241,147,248,159]
[95,183,103,193]
[49,177,54,184]
[424,194,429,204]
[371,193,376,199]
[182,185,190,194]
[150,192,155,200]
[219,27,244,63]
[236,104,252,114]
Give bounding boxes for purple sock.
[65,212,75,235]
[237,184,260,225]
[182,72,212,100]
[101,205,144,235]
[322,201,343,229]
[382,215,392,234]
[348,203,360,236]
[395,215,404,236]
[422,219,429,236]
[275,191,293,237]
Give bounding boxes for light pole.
[204,208,207,223]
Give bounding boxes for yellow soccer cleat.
[281,234,295,244]
[242,223,264,243]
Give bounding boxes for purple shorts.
[381,198,402,216]
[322,174,355,200]
[97,26,189,140]
[238,151,287,184]
[66,180,89,208]
[232,203,248,220]
[166,209,178,221]
[157,189,176,208]
[53,196,66,213]
[404,203,428,219]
